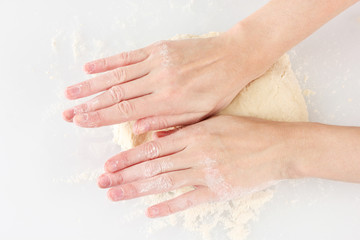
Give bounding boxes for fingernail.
[85,63,95,73]
[66,86,81,98]
[109,188,124,201]
[148,207,159,217]
[98,175,111,188]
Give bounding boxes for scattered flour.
[143,187,274,240]
[53,168,103,184]
[302,89,317,97]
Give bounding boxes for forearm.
[291,123,360,183]
[228,0,359,65]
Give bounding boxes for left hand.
[62,27,276,132]
[97,115,303,218]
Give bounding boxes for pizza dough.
[113,32,308,149]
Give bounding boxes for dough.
[113,32,308,149]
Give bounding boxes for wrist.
[220,21,279,88]
[282,122,324,180]
[284,122,360,182]
[224,18,287,70]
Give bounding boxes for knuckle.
[114,172,123,185]
[112,68,127,83]
[165,202,175,214]
[158,174,174,190]
[93,111,101,122]
[81,80,92,93]
[73,103,88,114]
[109,85,124,103]
[117,101,134,118]
[120,152,131,168]
[84,111,101,128]
[144,141,160,159]
[159,159,174,172]
[152,40,174,67]
[143,161,162,178]
[100,58,109,68]
[124,184,138,198]
[161,66,178,78]
[119,51,131,64]
[155,117,168,129]
[152,40,168,50]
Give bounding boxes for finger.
[63,78,152,122]
[73,95,168,128]
[107,169,204,201]
[83,47,149,74]
[98,151,191,188]
[65,61,150,100]
[146,187,215,218]
[133,113,204,134]
[104,130,185,173]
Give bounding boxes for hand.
[62,28,274,133]
[97,116,301,218]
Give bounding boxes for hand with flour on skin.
[97,116,293,217]
[62,32,274,132]
[63,0,359,133]
[97,116,360,217]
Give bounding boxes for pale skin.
[63,0,360,218]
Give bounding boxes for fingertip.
[104,159,119,173]
[64,86,81,100]
[64,88,73,100]
[98,174,111,188]
[145,208,153,218]
[107,189,115,201]
[107,187,124,201]
[83,62,95,74]
[62,109,75,122]
[146,206,160,218]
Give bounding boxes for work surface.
[0,1,359,239]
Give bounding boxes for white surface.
[0,1,359,239]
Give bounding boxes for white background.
[0,1,359,239]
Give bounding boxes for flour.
[53,168,103,184]
[303,89,317,97]
[143,187,274,240]
[112,32,308,240]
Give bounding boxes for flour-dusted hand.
[63,0,359,131]
[62,29,274,133]
[97,116,303,217]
